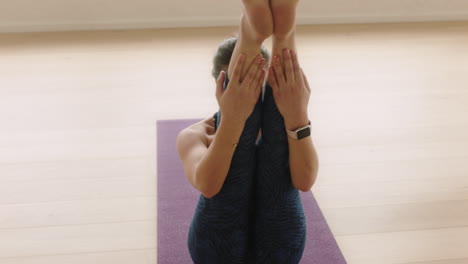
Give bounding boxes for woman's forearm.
[286,119,319,192]
[195,119,245,198]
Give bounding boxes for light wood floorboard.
[1,21,468,263]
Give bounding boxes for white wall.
[1,0,468,33]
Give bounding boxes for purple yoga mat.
[157,119,347,264]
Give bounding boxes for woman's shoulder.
[177,116,215,146]
[186,116,214,134]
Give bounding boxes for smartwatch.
[286,121,311,140]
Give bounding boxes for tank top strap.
[213,111,219,131]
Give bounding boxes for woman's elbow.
[200,187,219,199]
[195,173,221,199]
[294,171,318,192]
[295,181,314,192]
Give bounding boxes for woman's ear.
[215,71,225,105]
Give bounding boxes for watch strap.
[286,120,311,140]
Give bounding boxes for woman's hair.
[211,36,271,79]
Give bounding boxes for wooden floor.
[1,21,468,264]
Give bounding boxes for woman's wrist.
[217,118,244,147]
[284,114,309,131]
[219,112,247,130]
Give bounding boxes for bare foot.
[241,0,274,42]
[270,0,299,39]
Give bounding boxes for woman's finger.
[291,50,301,82]
[273,55,287,88]
[243,55,263,87]
[250,59,265,90]
[283,48,295,83]
[268,66,279,92]
[255,69,266,100]
[231,53,245,83]
[301,68,311,92]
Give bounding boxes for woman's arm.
[268,48,319,192]
[285,121,319,192]
[176,53,265,198]
[176,119,244,198]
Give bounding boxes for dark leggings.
[187,75,305,264]
[254,83,306,264]
[187,74,261,264]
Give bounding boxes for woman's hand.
[267,48,311,130]
[216,53,266,127]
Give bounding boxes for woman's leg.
[188,1,273,262]
[255,84,306,264]
[188,73,262,263]
[227,0,273,80]
[254,1,306,263]
[270,0,299,59]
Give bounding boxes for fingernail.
[256,56,262,63]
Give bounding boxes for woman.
[176,0,319,263]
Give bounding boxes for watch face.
[297,127,311,140]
